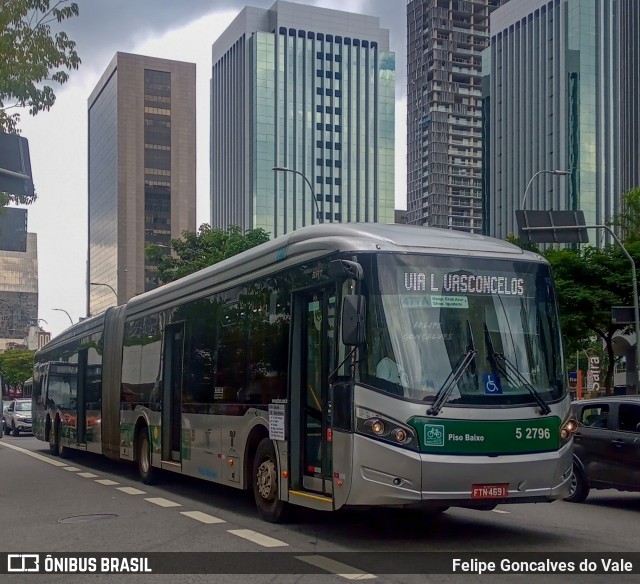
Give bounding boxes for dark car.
[565,395,640,502]
[1,400,12,435]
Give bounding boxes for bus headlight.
[560,415,578,444]
[367,419,385,435]
[356,407,418,451]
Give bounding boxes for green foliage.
[609,187,640,244]
[542,242,640,391]
[0,0,81,205]
[0,0,80,133]
[505,233,541,253]
[0,348,35,388]
[146,224,271,285]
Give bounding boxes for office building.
[210,1,395,237]
[484,0,637,243]
[0,208,38,350]
[88,52,196,316]
[620,0,640,195]
[406,0,507,232]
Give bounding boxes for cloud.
[18,0,407,336]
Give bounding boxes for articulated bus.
[33,224,576,521]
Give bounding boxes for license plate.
[471,483,509,499]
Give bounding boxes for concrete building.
[483,0,637,244]
[87,52,196,316]
[406,0,507,232]
[210,1,395,237]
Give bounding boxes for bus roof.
[125,223,539,318]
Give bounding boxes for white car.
[3,399,32,436]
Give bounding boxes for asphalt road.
[1,434,639,583]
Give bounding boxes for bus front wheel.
[137,428,158,485]
[253,438,288,523]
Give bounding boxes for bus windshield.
[362,253,565,406]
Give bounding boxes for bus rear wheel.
[49,419,58,455]
[253,438,288,523]
[137,428,158,485]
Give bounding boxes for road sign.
[0,131,34,197]
[515,210,589,244]
[612,306,635,325]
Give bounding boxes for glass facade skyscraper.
[484,0,635,245]
[210,1,395,237]
[87,53,196,316]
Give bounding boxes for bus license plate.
[471,483,509,499]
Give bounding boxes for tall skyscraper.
[210,1,395,237]
[620,0,640,196]
[0,208,38,351]
[88,53,196,316]
[406,0,507,232]
[484,0,636,244]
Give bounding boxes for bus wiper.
[426,321,476,415]
[483,323,551,416]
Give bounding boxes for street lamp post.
[520,169,571,210]
[90,281,117,299]
[271,166,322,223]
[52,308,73,326]
[517,218,640,387]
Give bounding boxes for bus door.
[162,323,185,463]
[77,349,88,444]
[291,287,336,496]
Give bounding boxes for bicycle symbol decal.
[424,424,445,447]
[427,427,442,439]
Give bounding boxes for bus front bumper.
[344,433,573,508]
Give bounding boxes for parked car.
[565,395,640,502]
[3,398,32,436]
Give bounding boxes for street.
[1,435,639,583]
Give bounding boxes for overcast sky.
[16,0,407,337]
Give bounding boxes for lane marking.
[63,466,82,472]
[0,441,68,466]
[117,486,147,495]
[77,472,99,478]
[95,479,120,486]
[227,529,288,548]
[145,497,182,508]
[296,555,376,580]
[492,509,510,514]
[180,511,226,524]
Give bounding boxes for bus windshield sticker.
[399,295,468,309]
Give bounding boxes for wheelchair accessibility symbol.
[483,373,502,394]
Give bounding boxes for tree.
[609,186,640,244]
[543,242,640,392]
[0,348,35,390]
[146,224,271,285]
[1,1,80,204]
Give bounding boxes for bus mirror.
[342,295,366,346]
[329,259,363,281]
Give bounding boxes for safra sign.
[586,356,601,392]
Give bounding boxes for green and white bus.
[33,224,576,521]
